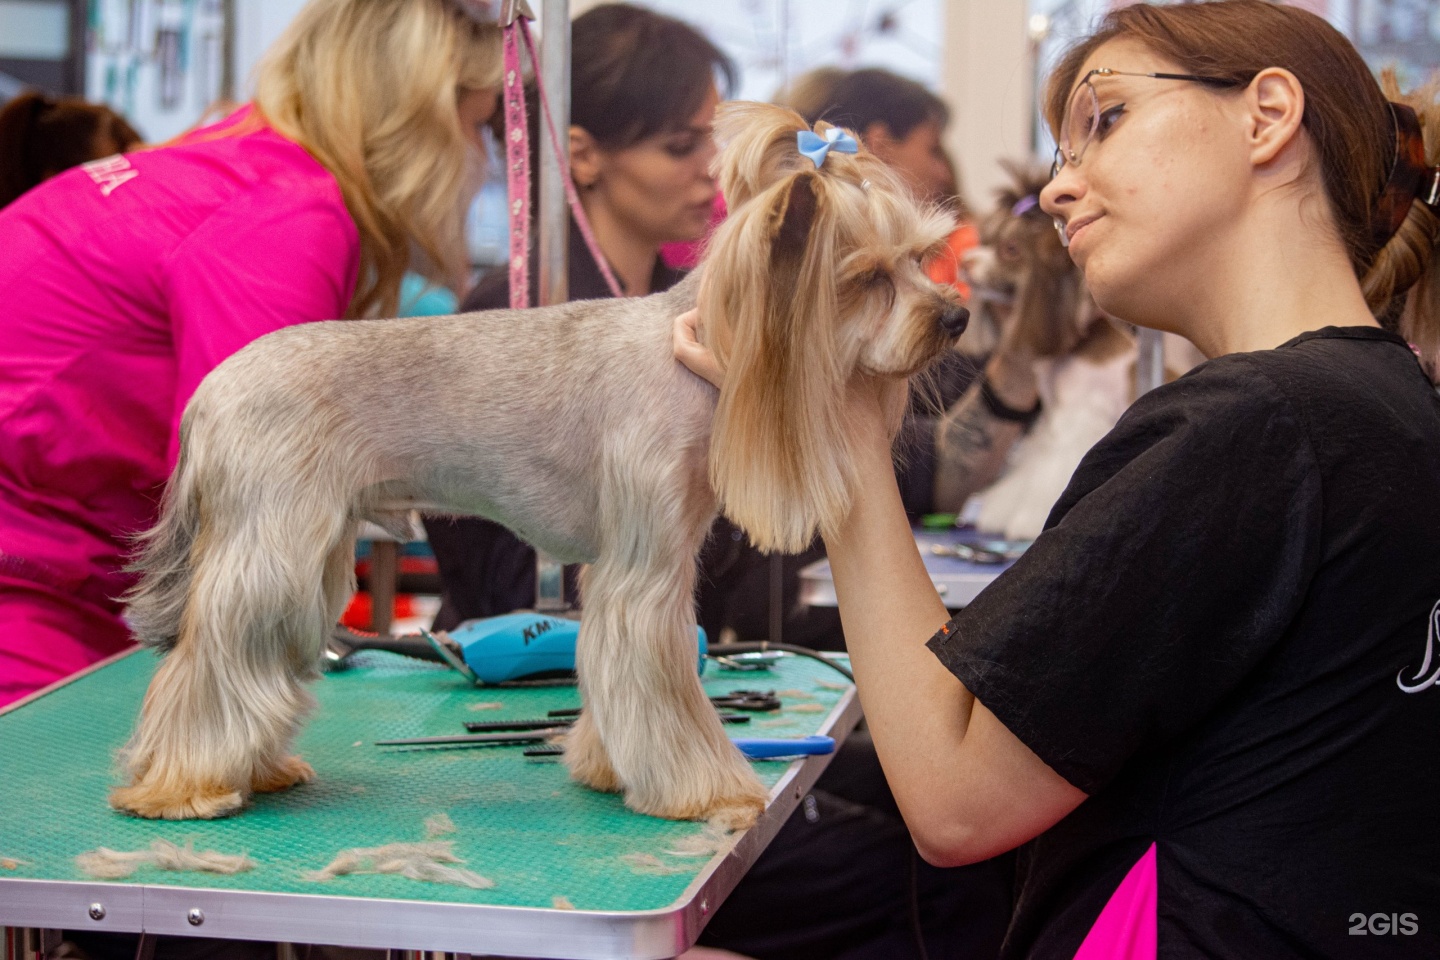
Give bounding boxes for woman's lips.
[1067,214,1101,249]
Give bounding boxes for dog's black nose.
[939,304,970,337]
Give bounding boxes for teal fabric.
[398,274,459,317]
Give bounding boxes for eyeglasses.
[1050,68,1245,179]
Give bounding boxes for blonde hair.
[253,0,501,318]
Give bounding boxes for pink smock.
[0,108,359,705]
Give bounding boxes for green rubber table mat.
[0,648,857,958]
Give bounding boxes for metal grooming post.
[534,0,572,613]
[1135,327,1165,398]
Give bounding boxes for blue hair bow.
[797,128,859,168]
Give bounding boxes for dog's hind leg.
[565,445,768,829]
[249,529,354,795]
[113,424,356,819]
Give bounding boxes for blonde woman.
[0,0,500,705]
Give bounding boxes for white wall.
[942,0,1036,213]
[232,0,308,98]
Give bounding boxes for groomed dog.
[111,102,967,826]
[960,161,1134,541]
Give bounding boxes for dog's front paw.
[624,760,769,830]
[109,781,247,820]
[699,785,768,832]
[251,755,315,793]
[562,716,621,793]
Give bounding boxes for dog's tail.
[123,367,366,658]
[122,412,205,652]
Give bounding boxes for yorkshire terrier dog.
[111,102,967,826]
[960,161,1135,541]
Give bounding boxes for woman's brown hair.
[0,92,141,209]
[1043,0,1440,378]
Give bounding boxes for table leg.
[370,541,399,637]
[2,929,58,960]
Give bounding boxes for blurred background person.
[772,65,847,119]
[424,1,736,629]
[0,0,501,707]
[0,91,141,209]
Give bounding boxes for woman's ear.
[570,125,602,188]
[861,120,897,163]
[1246,67,1306,168]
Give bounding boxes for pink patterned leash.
[502,2,622,308]
[501,11,530,310]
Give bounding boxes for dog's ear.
[1014,244,1085,358]
[703,170,857,554]
[769,170,820,290]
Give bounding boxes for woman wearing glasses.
[678,2,1439,956]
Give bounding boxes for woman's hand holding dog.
[673,307,907,440]
[673,309,724,387]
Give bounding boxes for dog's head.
[697,101,967,554]
[960,160,1087,358]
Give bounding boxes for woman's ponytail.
[1362,72,1440,382]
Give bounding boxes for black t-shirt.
[928,327,1440,959]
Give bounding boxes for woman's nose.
[1039,164,1081,218]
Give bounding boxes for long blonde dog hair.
[253,0,501,318]
[701,102,956,553]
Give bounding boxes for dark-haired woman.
[678,2,1440,956]
[424,2,734,623]
[806,67,954,205]
[0,92,141,209]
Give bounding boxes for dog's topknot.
[710,102,902,214]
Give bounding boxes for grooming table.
[798,527,1020,610]
[0,648,859,960]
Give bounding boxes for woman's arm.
[674,312,1085,865]
[825,387,1085,866]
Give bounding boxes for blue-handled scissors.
[732,735,835,759]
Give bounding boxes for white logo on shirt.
[82,154,138,197]
[1397,600,1440,693]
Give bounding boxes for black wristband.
[977,372,1042,427]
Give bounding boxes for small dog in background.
[960,161,1135,541]
[110,102,967,826]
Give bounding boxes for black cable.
[707,642,855,682]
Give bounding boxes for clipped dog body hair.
[305,841,493,889]
[113,101,965,828]
[76,839,254,880]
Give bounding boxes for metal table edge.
[0,685,863,960]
